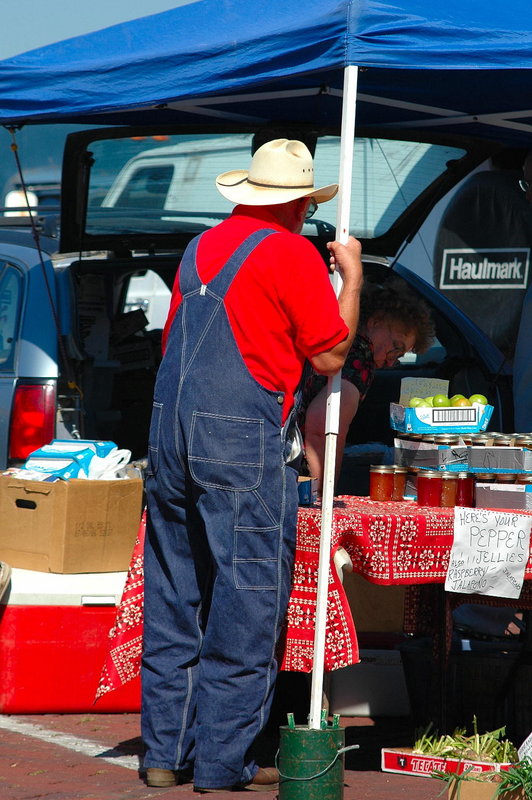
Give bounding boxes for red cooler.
[0,568,140,713]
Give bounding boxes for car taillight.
[9,383,56,462]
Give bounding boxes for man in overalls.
[142,139,363,792]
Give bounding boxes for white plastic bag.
[88,448,132,480]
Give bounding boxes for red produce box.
[381,748,514,778]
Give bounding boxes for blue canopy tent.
[2,0,531,729]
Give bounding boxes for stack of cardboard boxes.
[0,448,143,713]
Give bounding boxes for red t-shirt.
[162,205,348,421]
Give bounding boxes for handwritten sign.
[518,731,532,762]
[399,377,449,406]
[445,507,532,598]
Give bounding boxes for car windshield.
[84,133,466,239]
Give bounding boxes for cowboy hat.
[215,138,338,206]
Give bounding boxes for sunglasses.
[305,198,318,219]
[519,179,530,193]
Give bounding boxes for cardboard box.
[0,567,140,713]
[394,438,468,470]
[343,573,406,633]
[447,780,525,800]
[328,649,411,716]
[381,747,513,778]
[469,447,532,473]
[392,377,494,434]
[390,402,493,434]
[475,482,532,510]
[0,476,143,573]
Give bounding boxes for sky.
[0,0,198,59]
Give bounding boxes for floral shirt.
[298,333,375,424]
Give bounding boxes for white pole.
[308,64,359,730]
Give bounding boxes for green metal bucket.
[278,724,346,800]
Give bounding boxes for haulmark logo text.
[439,248,529,290]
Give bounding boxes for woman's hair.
[359,277,435,354]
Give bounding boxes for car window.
[0,263,22,369]
[82,133,466,239]
[114,165,175,210]
[308,137,466,239]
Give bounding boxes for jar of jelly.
[495,473,518,483]
[405,467,420,501]
[493,434,514,447]
[455,472,475,507]
[416,470,443,507]
[369,465,395,501]
[392,466,408,501]
[471,433,493,446]
[474,472,496,483]
[433,434,460,445]
[440,471,458,507]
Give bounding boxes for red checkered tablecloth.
[95,496,532,701]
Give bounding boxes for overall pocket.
[188,412,264,490]
[233,525,280,590]
[232,485,282,590]
[146,401,163,476]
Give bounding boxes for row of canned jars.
[396,432,532,447]
[368,464,532,507]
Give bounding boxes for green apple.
[408,397,425,408]
[469,393,488,405]
[416,400,432,408]
[424,396,434,406]
[451,396,472,407]
[433,394,450,407]
[450,394,465,402]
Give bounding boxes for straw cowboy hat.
[216,138,338,206]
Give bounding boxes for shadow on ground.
[343,717,416,771]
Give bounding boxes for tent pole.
[308,64,359,731]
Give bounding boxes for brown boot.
[244,767,279,792]
[194,766,279,793]
[145,767,192,787]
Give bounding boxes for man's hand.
[326,236,363,290]
[310,236,363,376]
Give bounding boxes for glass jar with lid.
[416,470,443,507]
[493,435,514,447]
[369,465,394,501]
[470,433,492,446]
[433,434,461,446]
[392,466,408,501]
[474,472,496,484]
[440,471,458,507]
[495,472,518,483]
[455,472,475,507]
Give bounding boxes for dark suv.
[0,127,513,472]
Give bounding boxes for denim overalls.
[142,229,299,789]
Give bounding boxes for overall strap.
[179,229,278,298]
[177,234,202,295]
